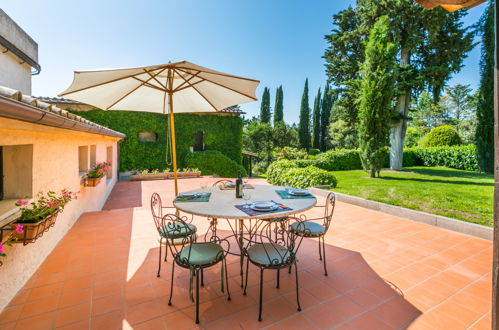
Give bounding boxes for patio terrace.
[0,177,492,329]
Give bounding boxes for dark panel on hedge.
[72,110,243,171]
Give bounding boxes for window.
[194,131,204,151]
[106,146,113,180]
[90,145,96,167]
[78,146,89,173]
[1,144,33,200]
[138,132,158,142]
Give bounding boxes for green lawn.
[331,167,494,227]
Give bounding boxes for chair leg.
[201,268,204,287]
[195,268,200,324]
[243,257,250,295]
[295,262,301,312]
[224,258,231,301]
[258,268,264,322]
[288,266,292,274]
[168,261,175,306]
[157,239,162,277]
[318,236,322,261]
[164,241,168,262]
[276,269,280,289]
[322,236,328,276]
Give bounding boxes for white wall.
[0,117,121,311]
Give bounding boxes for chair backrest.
[322,192,336,232]
[151,192,163,230]
[212,179,233,187]
[251,217,309,267]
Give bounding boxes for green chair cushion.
[159,223,197,239]
[179,242,224,266]
[247,243,292,266]
[290,221,325,237]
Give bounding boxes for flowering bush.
[15,189,78,223]
[0,224,24,257]
[87,161,112,179]
[130,167,199,175]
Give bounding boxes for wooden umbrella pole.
[168,92,178,196]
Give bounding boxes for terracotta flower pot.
[130,171,201,181]
[86,175,104,187]
[11,213,58,244]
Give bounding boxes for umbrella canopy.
[59,61,260,194]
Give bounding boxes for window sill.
[0,200,22,228]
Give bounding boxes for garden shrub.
[403,148,422,167]
[266,160,296,184]
[274,147,308,160]
[266,160,338,188]
[316,149,363,170]
[416,145,478,171]
[308,148,321,156]
[420,125,462,147]
[185,150,247,178]
[72,110,243,171]
[279,166,338,189]
[404,127,426,148]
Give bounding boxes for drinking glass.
[200,181,208,193]
[243,191,251,208]
[284,182,292,193]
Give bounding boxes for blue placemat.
[235,201,292,216]
[174,192,211,202]
[275,190,315,199]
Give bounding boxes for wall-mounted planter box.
[11,212,58,245]
[130,171,201,181]
[85,176,104,187]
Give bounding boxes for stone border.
[310,187,492,241]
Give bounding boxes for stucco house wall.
[0,9,39,95]
[0,117,122,311]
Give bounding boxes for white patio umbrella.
[59,61,260,195]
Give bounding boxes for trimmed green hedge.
[415,145,478,171]
[316,149,363,170]
[185,150,247,178]
[72,110,243,171]
[266,160,337,188]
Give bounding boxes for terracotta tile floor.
[0,178,492,329]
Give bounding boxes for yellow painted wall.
[0,117,122,311]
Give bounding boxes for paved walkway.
[0,177,492,329]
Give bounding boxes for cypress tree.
[475,2,494,173]
[259,87,271,123]
[312,88,322,149]
[320,84,334,150]
[358,16,396,178]
[274,86,284,125]
[298,79,311,149]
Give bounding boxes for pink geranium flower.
[16,200,29,206]
[0,242,4,254]
[15,224,23,234]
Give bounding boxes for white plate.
[250,204,279,212]
[178,192,201,198]
[251,201,276,210]
[289,189,309,196]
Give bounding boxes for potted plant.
[0,224,24,259]
[11,189,78,243]
[129,167,201,180]
[86,161,112,187]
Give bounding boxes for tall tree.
[324,0,475,170]
[358,16,396,178]
[259,87,271,124]
[441,84,475,133]
[312,88,322,149]
[298,79,311,150]
[320,84,335,150]
[273,86,284,125]
[475,2,495,173]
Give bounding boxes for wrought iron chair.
[151,192,197,277]
[243,217,309,322]
[165,214,231,324]
[289,192,336,276]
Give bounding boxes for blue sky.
[2,0,487,124]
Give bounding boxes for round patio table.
[173,184,317,286]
